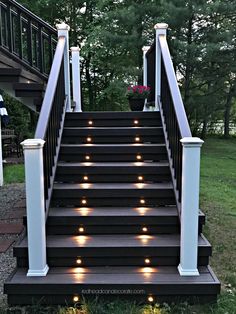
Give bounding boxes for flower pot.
[128,98,145,111]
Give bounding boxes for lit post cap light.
[73,295,79,302]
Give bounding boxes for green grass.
[3,164,25,184]
[1,137,236,313]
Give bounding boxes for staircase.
[1,2,220,305]
[5,111,220,305]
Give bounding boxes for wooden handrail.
[35,36,65,139]
[158,35,192,138]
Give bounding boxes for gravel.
[0,183,25,309]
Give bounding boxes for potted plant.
[126,85,151,111]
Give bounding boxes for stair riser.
[6,294,219,306]
[15,90,44,97]
[62,135,164,144]
[55,174,171,183]
[65,120,162,127]
[15,256,210,267]
[0,76,20,82]
[47,225,180,235]
[51,197,176,207]
[59,154,167,162]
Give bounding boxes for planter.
[128,98,145,111]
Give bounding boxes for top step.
[65,112,161,127]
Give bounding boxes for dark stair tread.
[53,182,173,190]
[63,126,162,130]
[49,206,177,218]
[5,266,219,287]
[16,234,211,250]
[61,143,165,148]
[57,161,169,167]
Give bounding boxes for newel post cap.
[21,139,45,149]
[142,46,150,52]
[56,22,70,31]
[71,47,80,52]
[180,137,204,147]
[154,23,168,30]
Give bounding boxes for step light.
[73,296,79,302]
[83,176,89,181]
[87,137,92,142]
[88,120,93,125]
[78,227,84,233]
[81,199,87,205]
[148,296,154,302]
[85,155,90,160]
[142,226,148,232]
[135,136,140,142]
[136,154,142,160]
[145,258,150,264]
[140,199,145,205]
[138,176,143,181]
[76,258,82,265]
[134,120,139,125]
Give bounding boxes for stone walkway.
[0,183,25,307]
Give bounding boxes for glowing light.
[76,258,82,264]
[142,227,148,232]
[138,176,143,181]
[83,176,88,181]
[136,155,142,160]
[76,235,88,245]
[145,258,151,264]
[134,120,139,125]
[135,137,140,142]
[81,199,87,205]
[148,296,154,302]
[85,155,90,160]
[88,120,93,125]
[140,199,145,205]
[138,235,152,244]
[73,296,79,302]
[78,207,91,216]
[78,227,84,233]
[141,267,154,273]
[87,137,92,142]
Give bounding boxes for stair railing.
[21,23,71,277]
[0,0,57,78]
[145,23,204,277]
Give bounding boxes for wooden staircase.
[4,111,220,305]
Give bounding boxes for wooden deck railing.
[0,0,57,78]
[144,23,204,276]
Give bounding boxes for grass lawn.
[1,137,236,313]
[3,164,25,184]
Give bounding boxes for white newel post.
[142,46,150,112]
[154,23,168,111]
[0,119,3,186]
[71,47,82,112]
[178,137,204,276]
[21,139,49,276]
[57,23,71,112]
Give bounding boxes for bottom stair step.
[5,266,220,305]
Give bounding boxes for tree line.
[18,0,236,138]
